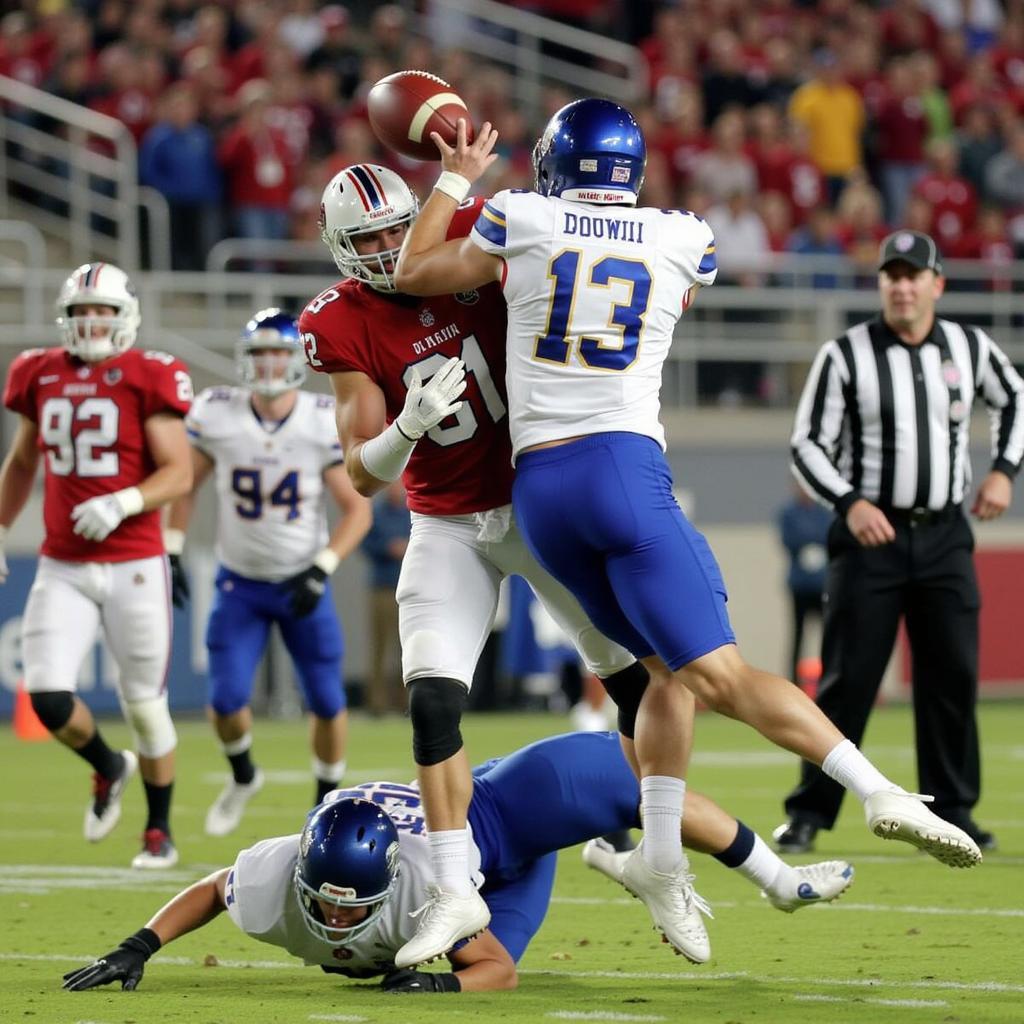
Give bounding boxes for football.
[367,70,474,161]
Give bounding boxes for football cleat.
[394,885,490,969]
[204,769,266,837]
[582,836,632,883]
[131,828,178,869]
[83,750,137,843]
[620,844,712,964]
[763,860,855,913]
[865,789,982,868]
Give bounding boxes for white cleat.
[394,885,490,969]
[620,845,712,964]
[131,828,179,870]
[204,769,265,837]
[865,789,982,868]
[582,836,632,884]
[83,750,138,842]
[763,860,855,912]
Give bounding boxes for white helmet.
[319,164,419,291]
[55,262,141,362]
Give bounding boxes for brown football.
[367,70,474,161]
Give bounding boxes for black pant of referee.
[781,504,994,850]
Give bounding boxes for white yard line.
[795,995,948,1008]
[547,1013,667,1021]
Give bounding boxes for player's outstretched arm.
[380,928,516,994]
[0,416,40,583]
[62,868,230,992]
[394,119,503,296]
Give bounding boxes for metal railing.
[0,74,171,272]
[417,0,648,114]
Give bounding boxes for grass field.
[2,702,1022,1024]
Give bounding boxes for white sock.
[821,739,896,803]
[312,757,346,784]
[222,733,252,756]
[737,834,789,892]
[428,828,474,896]
[640,775,686,873]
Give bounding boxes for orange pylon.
[13,679,50,741]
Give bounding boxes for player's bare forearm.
[325,464,373,558]
[144,868,230,947]
[447,929,517,991]
[0,417,40,528]
[346,441,390,497]
[140,414,194,509]
[165,450,212,531]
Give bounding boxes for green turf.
[1,703,1022,1023]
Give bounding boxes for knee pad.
[123,696,177,758]
[599,661,650,739]
[407,676,467,766]
[29,690,74,732]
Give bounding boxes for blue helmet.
[533,98,646,206]
[236,307,306,396]
[293,798,401,943]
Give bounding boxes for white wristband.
[434,171,471,203]
[163,528,185,556]
[359,421,417,483]
[113,486,144,517]
[313,547,340,576]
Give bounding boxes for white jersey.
[471,190,717,459]
[225,782,482,975]
[186,387,343,581]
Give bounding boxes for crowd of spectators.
[2,0,1024,280]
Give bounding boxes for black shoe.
[772,819,818,854]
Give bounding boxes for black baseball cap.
[878,230,944,274]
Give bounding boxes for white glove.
[0,524,8,584]
[395,357,467,440]
[71,487,144,542]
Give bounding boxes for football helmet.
[236,307,306,396]
[319,163,419,291]
[55,262,141,362]
[533,98,646,205]
[294,798,401,943]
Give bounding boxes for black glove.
[62,928,161,992]
[285,564,328,618]
[169,554,190,609]
[380,968,461,994]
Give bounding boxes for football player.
[60,730,854,995]
[300,164,694,967]
[166,309,371,834]
[0,262,193,868]
[392,99,983,945]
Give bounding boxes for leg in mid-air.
[102,557,180,868]
[513,434,982,873]
[23,560,138,851]
[279,593,349,806]
[202,571,270,837]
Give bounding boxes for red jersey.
[3,346,192,562]
[299,201,512,516]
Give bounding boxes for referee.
[774,229,1024,855]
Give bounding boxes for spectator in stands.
[0,11,47,88]
[89,44,156,145]
[785,205,845,289]
[913,137,978,252]
[910,50,954,143]
[789,49,866,202]
[305,5,363,101]
[360,481,411,717]
[957,102,1004,196]
[984,120,1024,209]
[758,36,802,111]
[835,177,889,270]
[707,188,770,287]
[139,82,223,272]
[279,0,326,61]
[650,82,707,194]
[953,205,1015,291]
[367,4,408,67]
[758,190,793,254]
[875,56,930,225]
[692,108,757,204]
[218,78,294,245]
[750,105,825,225]
[701,29,755,127]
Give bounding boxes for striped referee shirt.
[792,317,1024,514]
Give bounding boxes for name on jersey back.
[562,212,645,244]
[412,321,460,356]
